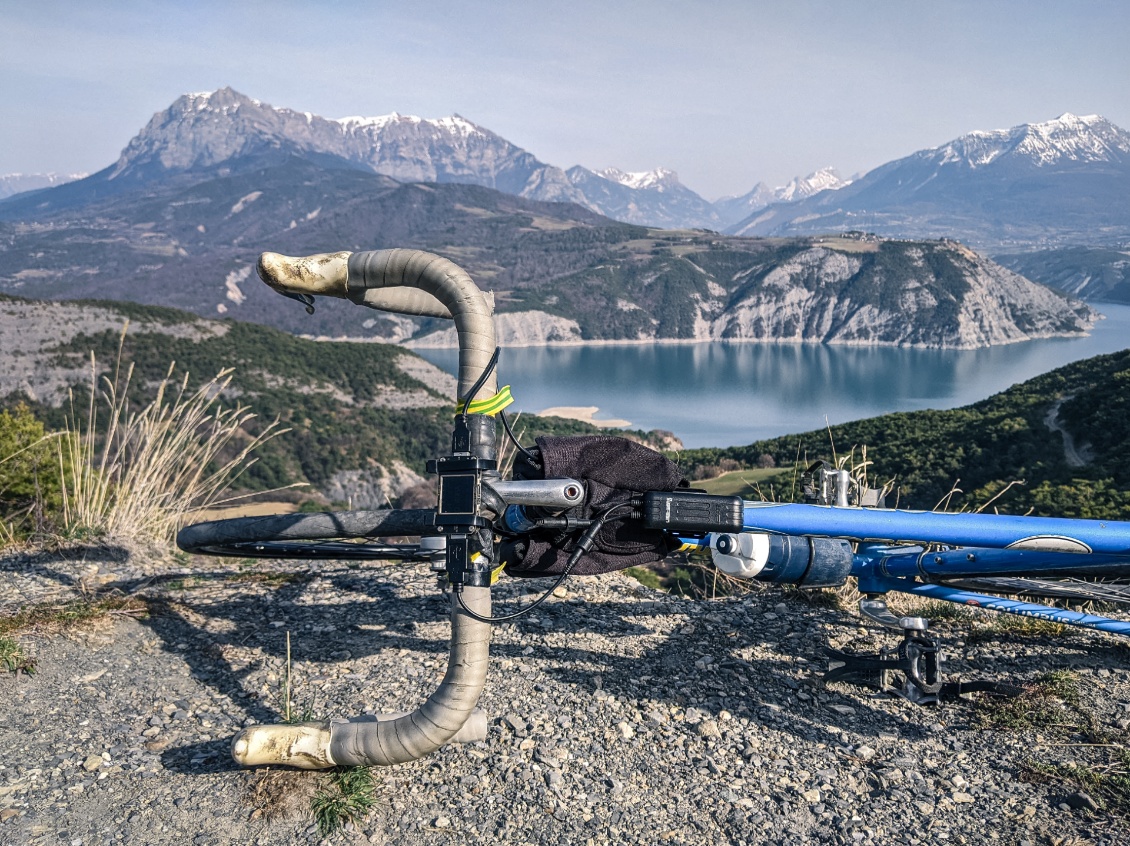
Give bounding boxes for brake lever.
[279,290,316,314]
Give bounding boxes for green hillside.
[677,348,1130,520]
[0,296,641,503]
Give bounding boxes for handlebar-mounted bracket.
[428,448,497,589]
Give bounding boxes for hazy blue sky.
[2,0,1127,198]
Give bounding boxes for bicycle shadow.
[18,554,1124,779]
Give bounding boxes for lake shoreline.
[415,302,1130,450]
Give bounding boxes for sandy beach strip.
[535,405,631,429]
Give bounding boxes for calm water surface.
[416,302,1130,448]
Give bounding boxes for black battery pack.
[638,491,744,534]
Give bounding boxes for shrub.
[0,403,64,540]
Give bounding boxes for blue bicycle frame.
[684,501,1130,638]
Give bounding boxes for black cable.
[499,408,539,465]
[457,565,574,624]
[460,346,501,417]
[454,503,633,624]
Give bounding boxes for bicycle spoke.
[939,576,1130,607]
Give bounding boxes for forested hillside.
[0,295,648,510]
[678,348,1130,519]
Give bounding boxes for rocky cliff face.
[106,88,585,204]
[706,243,1094,348]
[409,237,1097,349]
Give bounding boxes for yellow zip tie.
[456,384,514,417]
[471,552,507,584]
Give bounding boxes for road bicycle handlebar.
[203,245,1130,767]
[232,249,498,769]
[258,249,497,401]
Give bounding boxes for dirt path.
[2,546,1129,845]
[1044,399,1093,468]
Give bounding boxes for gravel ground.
[2,545,1129,845]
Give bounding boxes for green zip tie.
[456,384,514,417]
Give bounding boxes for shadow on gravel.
[159,737,241,775]
[24,552,1125,778]
[0,543,132,571]
[0,544,134,594]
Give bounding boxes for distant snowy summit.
[730,113,1130,248]
[775,167,850,201]
[594,167,682,192]
[715,167,850,223]
[933,113,1130,169]
[0,172,86,200]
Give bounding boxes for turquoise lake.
[415,302,1130,449]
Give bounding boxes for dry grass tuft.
[0,595,149,638]
[57,325,291,543]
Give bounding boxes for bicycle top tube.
[734,501,1130,556]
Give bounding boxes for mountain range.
[731,113,1130,249]
[4,89,1126,253]
[0,88,1109,346]
[0,149,1094,349]
[0,88,847,231]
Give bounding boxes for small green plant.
[275,630,319,724]
[0,634,35,674]
[1038,668,1081,704]
[0,596,148,637]
[780,584,844,609]
[966,612,1070,644]
[1022,752,1130,818]
[974,669,1084,731]
[903,599,976,622]
[623,566,662,590]
[0,403,65,542]
[311,767,378,836]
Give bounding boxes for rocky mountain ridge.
[104,89,584,205]
[6,90,1124,255]
[0,144,1095,350]
[408,236,1096,349]
[0,88,840,231]
[730,114,1130,249]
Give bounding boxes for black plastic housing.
[639,491,744,534]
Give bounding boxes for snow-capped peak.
[596,167,681,191]
[177,88,262,114]
[167,90,489,142]
[935,113,1129,168]
[0,172,87,200]
[774,167,848,201]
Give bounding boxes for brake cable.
[455,503,632,624]
[499,407,539,465]
[460,346,501,418]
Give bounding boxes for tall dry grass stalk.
[58,328,290,542]
[0,518,14,548]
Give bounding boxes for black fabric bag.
[501,435,688,577]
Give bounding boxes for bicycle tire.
[176,508,439,560]
[937,576,1130,607]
